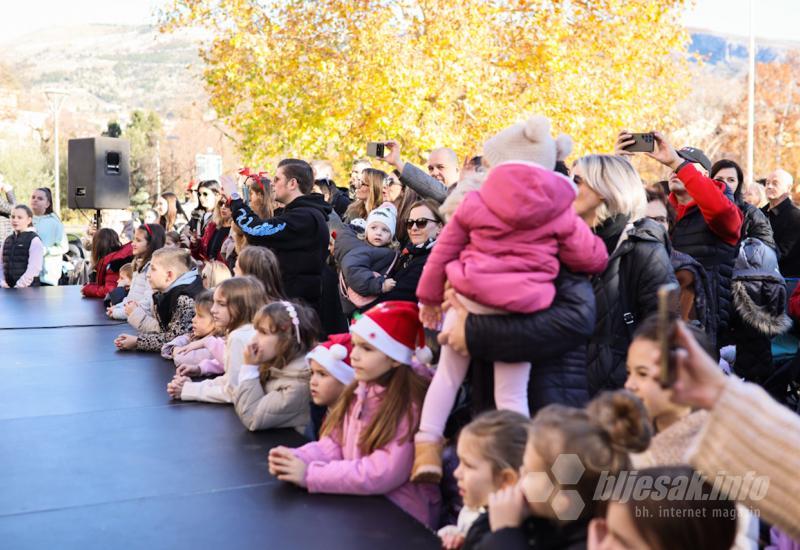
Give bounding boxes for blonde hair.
[573,155,647,224]
[215,276,267,334]
[119,262,133,280]
[151,247,193,274]
[345,168,385,221]
[201,260,232,288]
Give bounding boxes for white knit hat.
[305,333,354,385]
[483,115,558,169]
[366,202,398,239]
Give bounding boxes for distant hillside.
[688,28,800,66]
[0,24,208,115]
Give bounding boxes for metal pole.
[54,111,60,216]
[747,0,755,183]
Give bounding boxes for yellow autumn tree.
[160,0,691,174]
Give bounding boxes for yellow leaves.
[161,0,689,175]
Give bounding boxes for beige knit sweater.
[685,377,800,541]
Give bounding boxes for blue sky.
[0,0,798,42]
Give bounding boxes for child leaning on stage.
[268,301,441,528]
[114,248,204,352]
[105,262,133,307]
[413,117,609,483]
[0,205,44,288]
[233,301,318,432]
[167,276,267,403]
[160,289,224,376]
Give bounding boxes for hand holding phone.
[621,132,655,153]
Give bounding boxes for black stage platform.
[0,287,439,549]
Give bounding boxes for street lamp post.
[44,89,69,217]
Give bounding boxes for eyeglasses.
[199,191,215,198]
[406,218,437,230]
[217,200,228,207]
[382,177,402,188]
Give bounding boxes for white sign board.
[195,153,223,181]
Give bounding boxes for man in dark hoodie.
[225,158,332,314]
[617,132,743,337]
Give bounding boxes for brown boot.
[411,439,443,484]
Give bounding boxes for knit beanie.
[483,115,557,169]
[305,333,354,385]
[365,202,398,238]
[350,301,432,365]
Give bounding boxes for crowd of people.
[1,115,800,549]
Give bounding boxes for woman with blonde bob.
[571,154,676,395]
[344,168,385,223]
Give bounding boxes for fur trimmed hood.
[732,280,791,337]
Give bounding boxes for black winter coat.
[739,200,776,250]
[470,515,588,550]
[466,268,596,414]
[373,238,435,305]
[588,218,677,395]
[231,193,332,310]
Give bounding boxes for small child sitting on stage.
[105,262,133,307]
[114,248,204,352]
[160,289,224,375]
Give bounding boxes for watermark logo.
[522,453,770,521]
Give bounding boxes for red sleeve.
[789,284,800,321]
[677,164,742,246]
[81,270,118,298]
[191,222,215,262]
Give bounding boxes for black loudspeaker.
[67,137,131,210]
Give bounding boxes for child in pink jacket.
[160,290,224,375]
[268,301,441,528]
[414,159,608,483]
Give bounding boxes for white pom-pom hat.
[305,333,355,385]
[350,301,432,366]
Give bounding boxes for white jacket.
[234,355,311,432]
[109,261,153,321]
[180,324,255,404]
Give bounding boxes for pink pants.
[417,305,531,442]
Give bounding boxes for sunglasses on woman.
[406,218,437,230]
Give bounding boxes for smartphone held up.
[622,133,655,153]
[366,142,385,158]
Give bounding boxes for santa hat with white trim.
[305,333,355,385]
[350,301,433,365]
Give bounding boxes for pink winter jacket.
[416,162,609,313]
[292,381,441,527]
[161,334,225,375]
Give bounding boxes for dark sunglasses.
[406,218,437,229]
[199,191,216,198]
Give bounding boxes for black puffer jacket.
[231,193,332,309]
[588,217,677,395]
[466,268,597,414]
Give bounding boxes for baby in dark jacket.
[331,202,399,315]
[114,248,204,352]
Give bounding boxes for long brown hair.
[393,186,420,244]
[321,362,429,455]
[252,301,318,385]
[247,175,275,219]
[215,276,267,334]
[91,227,122,267]
[345,168,385,221]
[236,246,286,301]
[133,223,166,272]
[159,192,186,232]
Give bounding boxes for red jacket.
[81,242,134,298]
[191,221,228,262]
[789,284,800,321]
[669,163,743,247]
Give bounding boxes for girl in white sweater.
[167,276,266,404]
